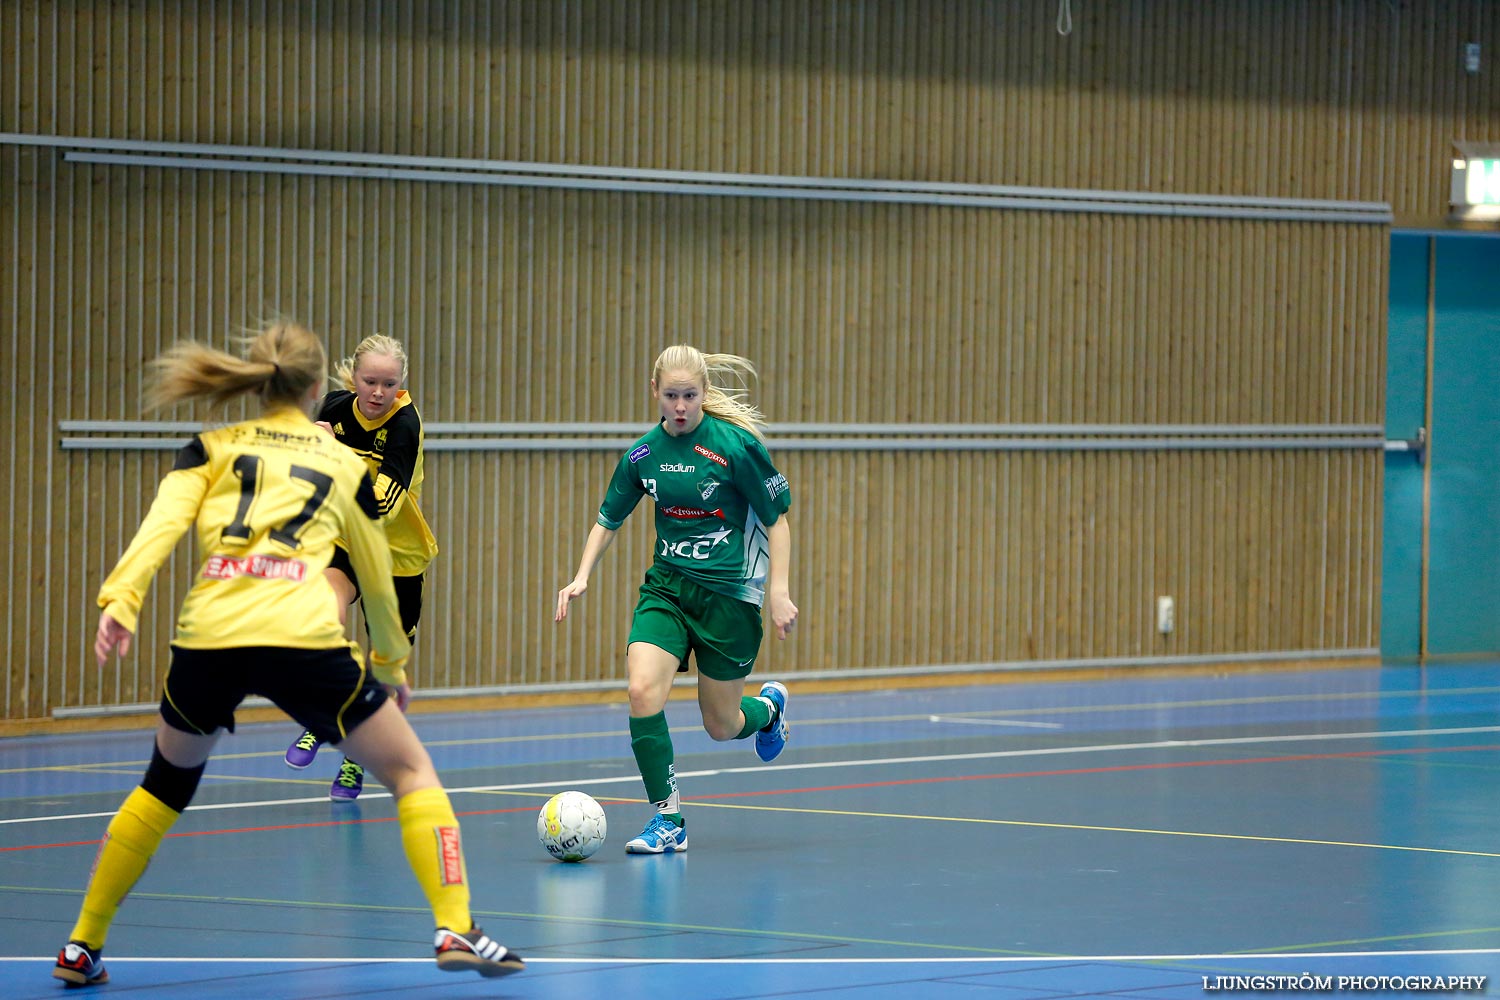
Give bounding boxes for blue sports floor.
[3,663,1499,998]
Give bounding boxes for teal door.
[1380,234,1428,661]
[1427,235,1500,655]
[1383,232,1500,660]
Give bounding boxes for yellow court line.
[682,801,1500,859]
[1245,926,1500,954]
[1,766,332,788]
[0,766,313,783]
[0,730,629,773]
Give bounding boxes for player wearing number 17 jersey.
[102,406,403,656]
[52,322,523,988]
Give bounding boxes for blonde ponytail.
[146,322,325,413]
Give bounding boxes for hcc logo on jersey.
[659,526,733,560]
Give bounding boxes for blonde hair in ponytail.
[332,334,409,392]
[145,322,326,413]
[652,344,767,442]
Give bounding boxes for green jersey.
[598,415,792,606]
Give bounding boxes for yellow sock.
[397,786,473,932]
[70,787,180,948]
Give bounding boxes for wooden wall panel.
[6,144,1390,721]
[34,445,1382,707]
[6,2,1495,219]
[0,1,1444,721]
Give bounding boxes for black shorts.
[328,546,425,639]
[160,644,388,745]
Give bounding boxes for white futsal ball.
[537,790,607,862]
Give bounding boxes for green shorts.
[627,563,763,681]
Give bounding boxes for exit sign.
[1452,145,1500,221]
[1458,159,1500,204]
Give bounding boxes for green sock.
[735,695,773,740]
[629,711,678,811]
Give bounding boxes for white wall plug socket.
[1156,595,1175,635]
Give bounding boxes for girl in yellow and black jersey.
[282,334,439,801]
[52,322,522,988]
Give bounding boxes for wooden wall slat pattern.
[4,2,1495,216]
[6,150,1387,718]
[3,0,1470,721]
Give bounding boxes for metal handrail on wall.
[3,132,1395,223]
[59,421,1390,453]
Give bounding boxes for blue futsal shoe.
[754,681,789,762]
[625,813,688,854]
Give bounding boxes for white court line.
[4,725,1497,828]
[930,715,1064,728]
[2,948,1499,963]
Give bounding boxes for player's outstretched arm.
[555,523,619,622]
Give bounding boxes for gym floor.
[3,662,1498,998]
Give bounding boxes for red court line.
[4,744,1494,853]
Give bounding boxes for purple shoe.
[330,758,364,801]
[285,730,322,769]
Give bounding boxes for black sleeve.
[315,390,348,423]
[354,473,382,521]
[171,436,208,471]
[376,408,421,491]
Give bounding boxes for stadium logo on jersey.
[698,478,720,501]
[694,444,728,467]
[660,504,724,520]
[764,473,789,498]
[201,554,308,582]
[660,526,733,560]
[628,444,651,463]
[374,428,388,452]
[658,462,696,473]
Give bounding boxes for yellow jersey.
[96,406,411,686]
[317,389,438,576]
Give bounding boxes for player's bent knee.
[141,741,206,813]
[702,717,740,742]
